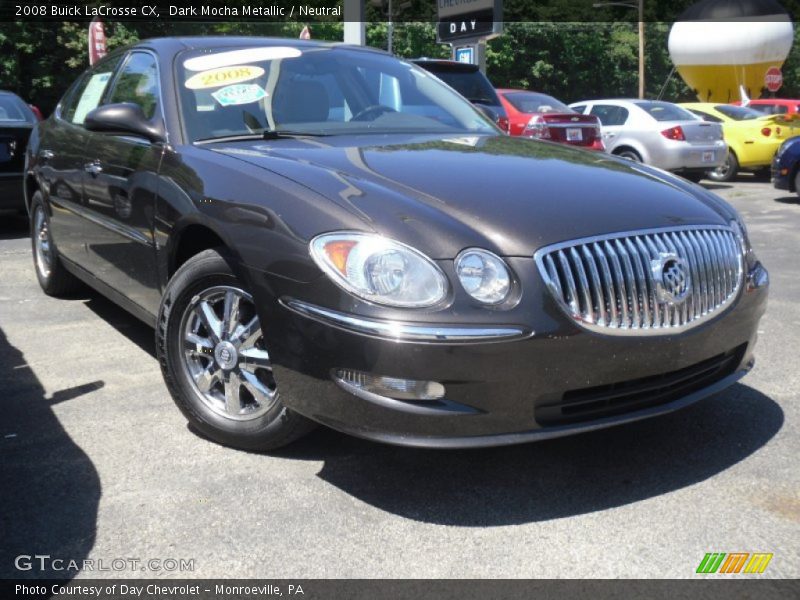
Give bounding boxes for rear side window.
[106,52,160,119]
[571,104,587,114]
[689,109,722,123]
[636,101,695,122]
[503,92,570,114]
[759,103,788,114]
[425,68,499,105]
[61,55,122,125]
[713,105,761,121]
[590,104,629,126]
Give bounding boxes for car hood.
[209,133,734,258]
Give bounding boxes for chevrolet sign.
[437,0,502,44]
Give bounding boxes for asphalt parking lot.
[1,177,798,580]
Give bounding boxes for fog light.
[334,369,445,401]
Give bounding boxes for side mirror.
[84,103,165,144]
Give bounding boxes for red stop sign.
[765,66,783,92]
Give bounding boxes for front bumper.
[259,261,769,448]
[772,155,792,190]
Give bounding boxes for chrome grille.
[535,226,743,334]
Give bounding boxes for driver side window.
[106,52,160,119]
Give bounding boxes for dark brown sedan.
[24,37,768,450]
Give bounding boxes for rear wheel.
[30,191,82,296]
[616,148,642,162]
[794,170,800,198]
[707,151,738,182]
[156,249,316,451]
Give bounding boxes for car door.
[589,104,630,151]
[43,55,123,267]
[80,50,165,314]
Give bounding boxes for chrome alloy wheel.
[33,205,53,279]
[179,286,277,421]
[711,158,731,179]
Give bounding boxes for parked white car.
[569,99,727,182]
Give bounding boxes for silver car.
[569,99,727,182]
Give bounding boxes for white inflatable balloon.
[668,0,794,102]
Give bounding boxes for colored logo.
[696,552,773,574]
[212,84,267,107]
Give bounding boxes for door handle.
[84,161,103,176]
[40,149,54,160]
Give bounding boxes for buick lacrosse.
[25,38,768,450]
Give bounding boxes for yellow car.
[680,102,800,181]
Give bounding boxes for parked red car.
[497,88,604,150]
[732,98,800,116]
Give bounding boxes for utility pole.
[638,0,644,99]
[344,0,366,46]
[593,0,645,98]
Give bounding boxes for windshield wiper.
[260,129,330,140]
[195,130,330,144]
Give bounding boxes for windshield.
[636,101,696,122]
[177,46,497,142]
[502,91,571,114]
[0,95,34,123]
[714,105,764,121]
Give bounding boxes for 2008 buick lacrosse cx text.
[24,36,768,452]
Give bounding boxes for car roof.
[570,98,637,104]
[410,58,480,72]
[496,88,550,95]
[129,36,389,57]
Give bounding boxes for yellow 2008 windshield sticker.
[185,65,265,90]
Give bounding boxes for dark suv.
[411,59,509,133]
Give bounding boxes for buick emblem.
[651,253,691,305]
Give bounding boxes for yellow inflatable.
[668,0,794,103]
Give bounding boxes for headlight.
[455,248,512,305]
[310,232,448,308]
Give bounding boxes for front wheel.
[156,249,316,451]
[707,152,739,182]
[29,191,82,296]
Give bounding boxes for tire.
[794,170,800,198]
[615,148,642,162]
[29,191,82,296]
[707,151,739,182]
[156,248,316,451]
